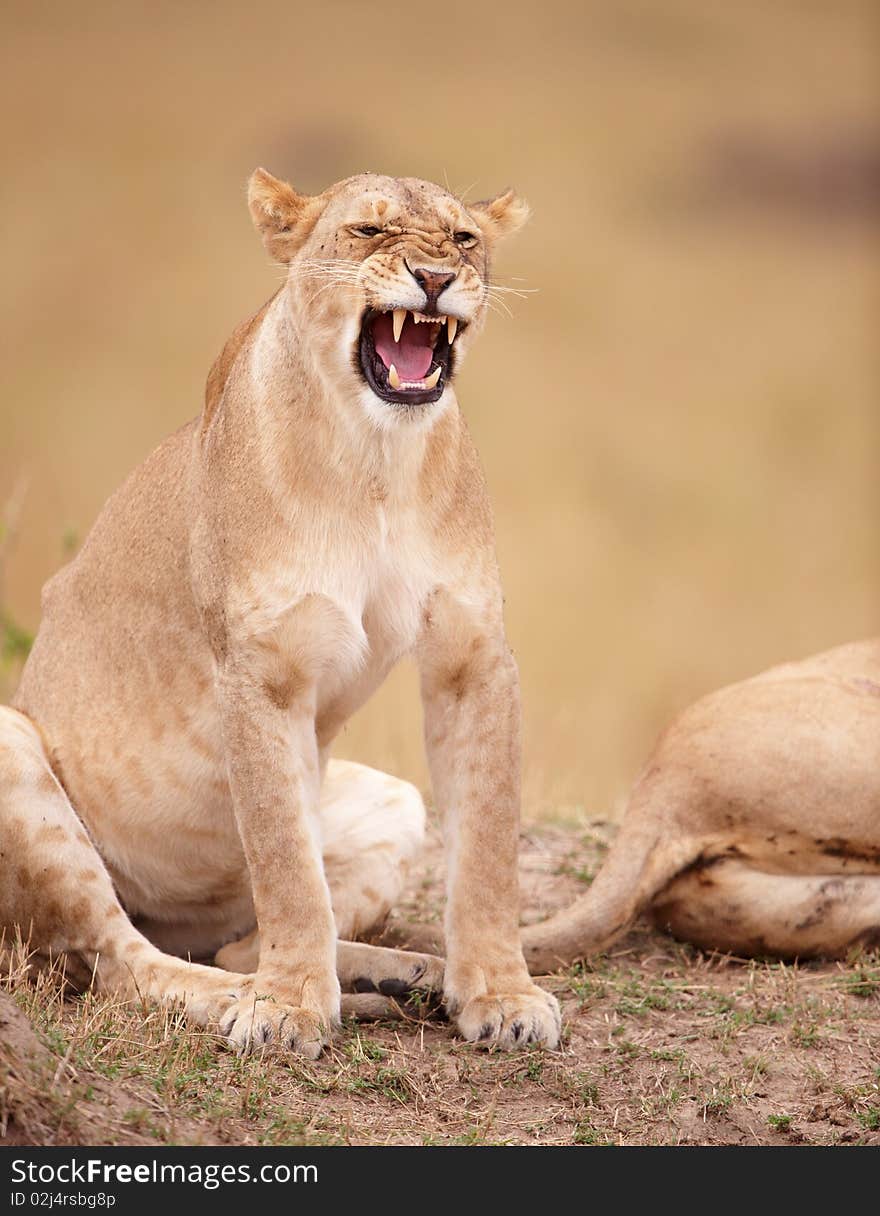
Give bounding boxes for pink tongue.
[373,313,434,381]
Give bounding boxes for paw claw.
[453,986,561,1050]
[378,977,412,997]
[219,996,330,1058]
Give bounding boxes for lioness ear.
[467,188,531,242]
[248,168,322,262]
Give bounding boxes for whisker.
[289,264,362,278]
[484,301,510,320]
[486,283,537,299]
[481,294,512,319]
[303,279,363,306]
[481,286,514,317]
[294,258,361,272]
[292,273,363,290]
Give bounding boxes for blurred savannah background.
[1,0,877,823]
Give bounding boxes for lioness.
[0,169,561,1056]
[520,640,880,970]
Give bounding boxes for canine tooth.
[424,366,441,389]
[392,309,406,343]
[447,316,458,344]
[388,364,401,389]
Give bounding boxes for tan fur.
[521,640,880,970]
[1,170,559,1054]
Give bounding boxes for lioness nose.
[411,267,457,310]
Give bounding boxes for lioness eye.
[355,225,382,237]
[453,230,477,247]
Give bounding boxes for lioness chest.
[234,499,438,721]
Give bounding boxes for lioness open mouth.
[358,309,462,406]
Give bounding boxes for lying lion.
[0,168,560,1056]
[520,640,880,970]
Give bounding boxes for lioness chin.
[0,169,560,1056]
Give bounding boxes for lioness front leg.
[418,588,561,1050]
[215,617,340,1057]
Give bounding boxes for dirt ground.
[2,820,879,1147]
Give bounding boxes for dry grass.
[3,826,880,1147]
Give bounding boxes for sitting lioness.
[0,168,561,1056]
[521,640,880,970]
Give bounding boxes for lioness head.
[248,169,529,425]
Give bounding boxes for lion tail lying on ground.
[519,777,701,973]
[381,762,705,973]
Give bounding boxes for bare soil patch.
[2,823,879,1146]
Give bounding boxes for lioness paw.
[218,996,331,1059]
[350,952,445,999]
[183,980,253,1028]
[454,986,561,1050]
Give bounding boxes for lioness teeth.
[387,364,442,392]
[447,316,458,344]
[388,309,446,340]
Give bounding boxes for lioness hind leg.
[215,759,443,997]
[652,859,880,958]
[217,930,445,997]
[0,706,253,1023]
[320,759,426,939]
